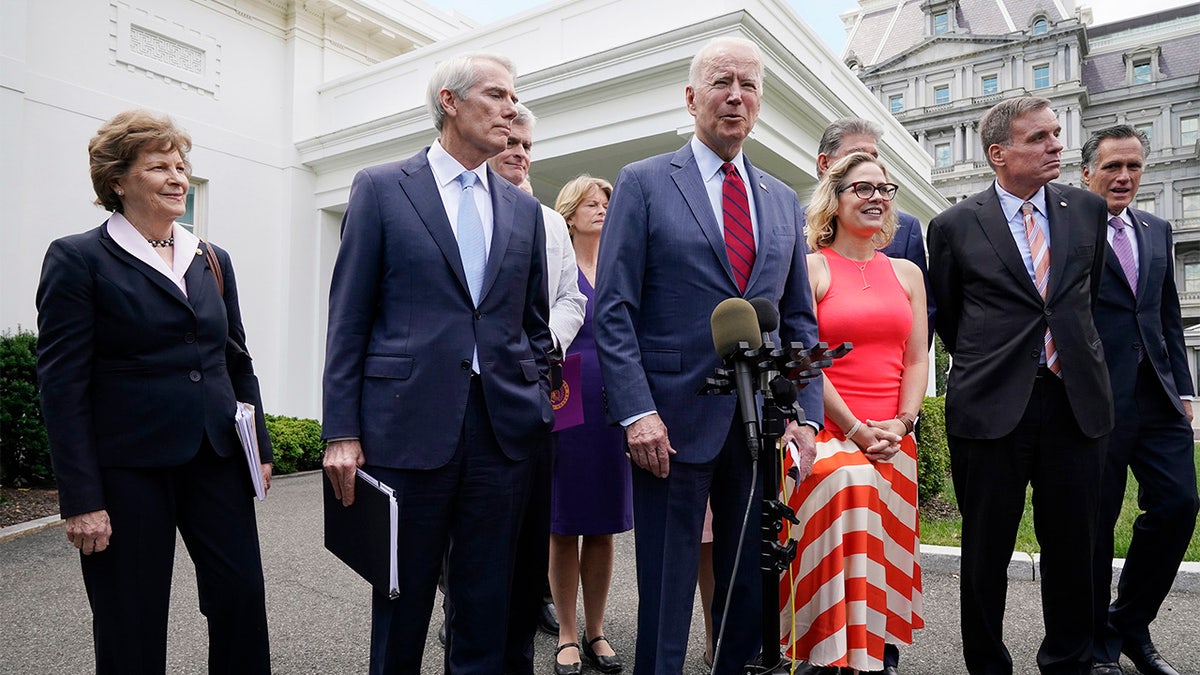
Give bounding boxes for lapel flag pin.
[1060,201,1067,207]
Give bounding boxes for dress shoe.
[553,642,582,675]
[583,635,623,673]
[538,602,560,635]
[1092,663,1124,675]
[1121,640,1180,675]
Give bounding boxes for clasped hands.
[847,419,904,462]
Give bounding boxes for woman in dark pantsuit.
[36,109,273,674]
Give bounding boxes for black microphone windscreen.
[711,298,763,357]
[748,297,779,334]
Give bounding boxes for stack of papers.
[323,469,400,599]
[235,401,266,501]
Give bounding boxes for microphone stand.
[702,341,851,675]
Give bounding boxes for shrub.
[933,336,950,396]
[265,414,325,475]
[917,395,949,504]
[1,328,53,488]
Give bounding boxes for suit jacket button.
[1133,342,1143,351]
[189,370,202,382]
[474,311,483,320]
[460,359,471,371]
[1043,308,1053,316]
[184,332,196,343]
[1030,350,1040,359]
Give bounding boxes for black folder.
[323,469,400,599]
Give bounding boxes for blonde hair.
[555,175,612,232]
[805,152,898,251]
[89,109,192,213]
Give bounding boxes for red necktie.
[722,162,755,293]
[1022,201,1060,376]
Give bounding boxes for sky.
[419,0,1196,56]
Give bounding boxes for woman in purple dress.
[548,175,633,675]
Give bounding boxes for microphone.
[710,297,763,458]
[748,297,778,341]
[748,297,781,393]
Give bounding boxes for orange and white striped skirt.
[778,430,923,672]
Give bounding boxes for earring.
[116,189,124,196]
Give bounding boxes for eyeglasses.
[837,181,899,201]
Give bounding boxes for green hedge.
[1,329,52,488]
[264,414,325,475]
[917,395,950,504]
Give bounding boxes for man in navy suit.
[928,96,1114,674]
[322,52,554,674]
[811,117,934,345]
[1082,125,1199,675]
[595,36,821,674]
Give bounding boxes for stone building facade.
[843,0,1200,383]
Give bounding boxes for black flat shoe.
[1092,663,1124,675]
[1121,640,1179,675]
[582,635,623,673]
[554,642,582,675]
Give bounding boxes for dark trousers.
[950,371,1106,675]
[1093,361,1199,662]
[367,378,537,675]
[80,440,270,675]
[503,435,553,675]
[631,418,761,675]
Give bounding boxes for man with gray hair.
[596,35,820,674]
[928,96,1113,674]
[1082,124,1198,675]
[322,52,554,673]
[812,117,934,345]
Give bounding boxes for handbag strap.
[201,240,224,297]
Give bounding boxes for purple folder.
[551,352,584,431]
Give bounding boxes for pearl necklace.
[146,237,175,248]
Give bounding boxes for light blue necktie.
[457,171,487,305]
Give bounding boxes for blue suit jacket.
[36,224,272,517]
[595,143,822,463]
[1094,207,1193,415]
[321,149,554,467]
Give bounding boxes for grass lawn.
[919,446,1200,562]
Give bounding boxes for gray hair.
[979,96,1052,168]
[513,102,537,129]
[426,52,517,132]
[1081,124,1149,172]
[688,36,764,90]
[818,117,883,158]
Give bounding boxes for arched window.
[1032,17,1049,35]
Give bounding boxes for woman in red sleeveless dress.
[780,152,929,674]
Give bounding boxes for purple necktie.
[1109,216,1138,297]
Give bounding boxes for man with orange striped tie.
[927,96,1114,675]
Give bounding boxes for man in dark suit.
[1082,125,1199,675]
[595,36,821,675]
[321,52,554,674]
[810,117,934,345]
[927,96,1114,675]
